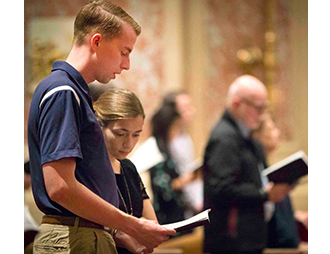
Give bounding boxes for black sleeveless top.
[115,159,149,254]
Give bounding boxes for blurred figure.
[252,113,281,155]
[202,75,292,254]
[253,114,308,252]
[131,91,202,228]
[150,91,201,225]
[94,87,160,254]
[168,93,203,215]
[24,161,39,254]
[165,93,204,211]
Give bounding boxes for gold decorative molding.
[26,39,65,96]
[236,46,263,74]
[264,0,277,104]
[236,0,278,106]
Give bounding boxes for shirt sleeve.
[38,89,83,165]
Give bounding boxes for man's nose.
[121,57,130,70]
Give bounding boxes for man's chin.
[96,77,112,84]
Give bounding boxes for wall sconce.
[236,46,263,73]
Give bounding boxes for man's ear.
[232,97,240,109]
[90,33,102,52]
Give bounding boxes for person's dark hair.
[151,91,185,158]
[24,160,30,174]
[74,0,141,46]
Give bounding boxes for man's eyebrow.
[125,47,132,53]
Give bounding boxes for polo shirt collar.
[52,61,90,96]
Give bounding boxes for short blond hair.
[74,0,141,46]
[93,88,145,127]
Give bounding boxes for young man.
[27,1,175,253]
[202,75,292,254]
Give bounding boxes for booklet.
[162,209,211,233]
[262,150,308,184]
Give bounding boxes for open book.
[162,209,211,233]
[262,150,308,184]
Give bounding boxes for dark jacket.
[202,110,268,253]
[267,196,300,248]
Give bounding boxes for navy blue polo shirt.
[28,61,119,216]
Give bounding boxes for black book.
[162,209,211,233]
[262,150,308,184]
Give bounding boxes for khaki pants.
[33,222,118,254]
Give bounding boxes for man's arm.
[204,136,291,205]
[43,157,176,251]
[204,136,264,204]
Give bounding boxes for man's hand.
[266,182,292,202]
[129,218,176,251]
[114,230,150,254]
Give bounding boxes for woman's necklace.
[117,166,133,215]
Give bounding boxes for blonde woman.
[94,88,160,254]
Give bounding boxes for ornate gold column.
[264,0,277,103]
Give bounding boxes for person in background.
[202,75,292,254]
[93,87,159,254]
[27,1,175,253]
[164,92,203,215]
[252,113,281,155]
[149,91,202,227]
[252,113,308,252]
[24,161,39,254]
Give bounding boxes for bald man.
[202,75,291,254]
